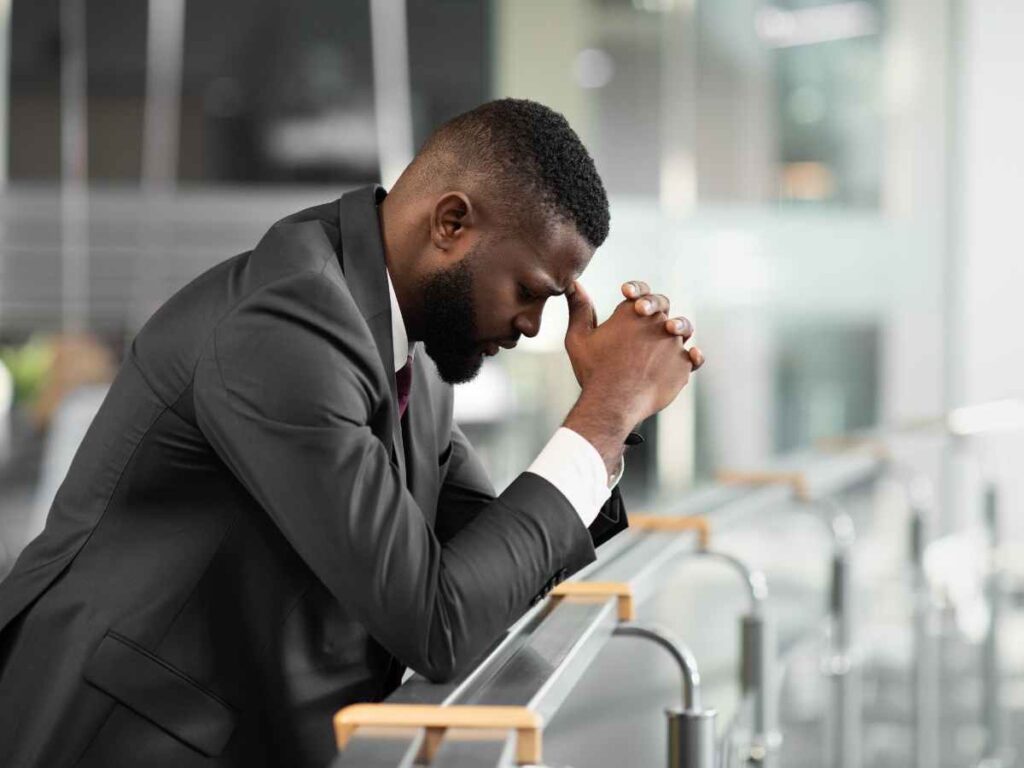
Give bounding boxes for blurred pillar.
[130,0,186,345]
[142,0,185,190]
[369,0,414,188]
[0,0,10,187]
[692,0,775,205]
[958,1,1024,543]
[59,0,88,333]
[60,0,87,186]
[883,0,965,533]
[492,0,593,143]
[659,0,697,215]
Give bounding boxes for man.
[0,99,702,767]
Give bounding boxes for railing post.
[667,709,717,768]
[906,475,939,768]
[980,481,1007,768]
[741,612,781,766]
[819,507,860,768]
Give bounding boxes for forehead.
[506,217,594,287]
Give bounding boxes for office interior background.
[0,1,1022,766]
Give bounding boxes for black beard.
[417,256,482,384]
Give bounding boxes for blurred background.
[0,1,1021,766]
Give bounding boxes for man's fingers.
[664,316,693,340]
[687,345,705,371]
[565,280,598,336]
[635,293,670,317]
[621,280,651,300]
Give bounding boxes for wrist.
[565,391,633,441]
[563,394,634,477]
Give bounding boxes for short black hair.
[413,98,610,248]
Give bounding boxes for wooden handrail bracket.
[629,514,711,549]
[549,581,636,621]
[815,435,891,459]
[334,703,543,764]
[716,469,811,501]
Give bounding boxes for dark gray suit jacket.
[0,186,628,767]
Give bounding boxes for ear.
[429,192,475,252]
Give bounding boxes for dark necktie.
[396,355,413,418]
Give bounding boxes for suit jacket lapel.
[337,185,407,488]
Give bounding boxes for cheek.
[472,277,517,325]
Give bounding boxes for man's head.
[380,98,610,384]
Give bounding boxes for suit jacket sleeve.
[192,269,597,683]
[434,424,629,549]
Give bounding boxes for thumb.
[565,280,597,337]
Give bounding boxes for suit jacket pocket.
[83,630,237,757]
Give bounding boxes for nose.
[513,309,542,339]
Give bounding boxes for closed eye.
[518,283,538,302]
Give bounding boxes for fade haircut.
[407,98,610,249]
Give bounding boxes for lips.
[480,339,518,357]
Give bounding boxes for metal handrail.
[329,453,886,768]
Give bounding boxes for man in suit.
[0,99,703,767]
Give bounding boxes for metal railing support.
[632,514,779,765]
[613,622,717,768]
[818,501,860,768]
[979,481,1008,768]
[905,474,940,768]
[741,612,780,765]
[695,550,779,767]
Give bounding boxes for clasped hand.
[564,279,704,429]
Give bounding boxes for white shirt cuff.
[525,427,613,528]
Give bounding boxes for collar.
[385,268,410,372]
[337,184,411,374]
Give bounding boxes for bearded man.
[0,98,703,767]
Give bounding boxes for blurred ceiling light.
[264,108,377,167]
[780,161,836,201]
[947,399,1024,436]
[573,48,615,90]
[756,2,879,49]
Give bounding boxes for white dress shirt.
[385,270,618,528]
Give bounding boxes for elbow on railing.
[402,579,511,684]
[408,624,502,685]
[415,655,459,685]
[404,626,459,684]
